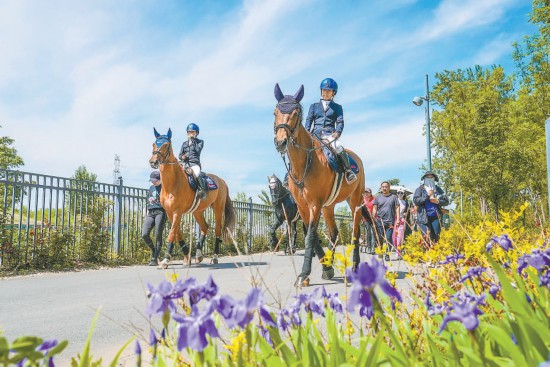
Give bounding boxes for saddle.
[321,145,359,174]
[184,171,218,192]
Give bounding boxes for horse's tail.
[222,191,236,241]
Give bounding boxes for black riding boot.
[338,151,357,183]
[149,244,162,266]
[197,175,207,200]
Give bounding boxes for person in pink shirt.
[361,187,376,254]
[392,189,410,257]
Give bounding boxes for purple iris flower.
[258,325,273,347]
[439,252,465,266]
[540,271,550,288]
[174,304,220,351]
[346,258,402,319]
[225,288,265,329]
[146,278,197,317]
[149,329,158,346]
[424,291,445,316]
[277,304,302,331]
[486,234,513,252]
[319,286,344,314]
[188,275,218,306]
[488,283,500,299]
[135,340,142,355]
[460,266,486,283]
[295,289,325,316]
[511,333,518,345]
[438,292,485,333]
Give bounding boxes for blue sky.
[0,0,536,202]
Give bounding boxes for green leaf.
[108,337,134,367]
[79,307,102,367]
[481,324,527,366]
[48,340,69,357]
[0,337,9,358]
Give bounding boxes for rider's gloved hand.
[331,132,340,139]
[180,154,187,161]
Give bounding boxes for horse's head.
[273,83,304,154]
[150,128,173,169]
[268,173,286,202]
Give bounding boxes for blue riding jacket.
[179,138,204,168]
[305,100,344,137]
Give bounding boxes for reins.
[274,104,325,192]
[152,141,179,165]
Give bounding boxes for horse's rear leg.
[175,228,190,265]
[159,212,183,269]
[193,211,209,263]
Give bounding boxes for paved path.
[0,250,413,365]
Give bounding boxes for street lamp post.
[413,74,432,171]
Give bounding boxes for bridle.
[273,101,323,191]
[152,138,178,165]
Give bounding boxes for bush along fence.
[0,169,352,271]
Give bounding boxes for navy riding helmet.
[320,78,338,94]
[187,123,200,135]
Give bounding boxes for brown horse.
[149,128,235,266]
[273,84,365,287]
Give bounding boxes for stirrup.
[345,171,357,183]
[197,189,207,200]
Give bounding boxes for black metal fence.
[0,168,352,268]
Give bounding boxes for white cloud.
[420,0,514,41]
[470,33,517,66]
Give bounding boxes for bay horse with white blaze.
[273,84,365,287]
[149,128,235,266]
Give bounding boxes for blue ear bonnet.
[155,136,170,148]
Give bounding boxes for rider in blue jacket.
[179,123,207,199]
[305,78,356,183]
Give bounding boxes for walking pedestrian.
[372,181,400,260]
[413,170,449,246]
[141,171,167,266]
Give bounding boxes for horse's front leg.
[290,220,297,254]
[269,210,284,251]
[296,204,322,287]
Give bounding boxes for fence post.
[113,177,123,254]
[247,197,253,252]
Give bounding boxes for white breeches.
[189,165,201,177]
[321,134,344,153]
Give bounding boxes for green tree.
[0,126,24,210]
[430,66,518,217]
[0,133,24,169]
[66,165,98,218]
[387,178,401,186]
[510,0,550,221]
[257,190,271,206]
[233,192,248,202]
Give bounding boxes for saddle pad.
[186,174,218,192]
[322,147,360,174]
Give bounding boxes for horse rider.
[305,77,357,183]
[179,123,207,199]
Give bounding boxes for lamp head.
[412,96,424,106]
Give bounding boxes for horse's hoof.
[294,276,310,288]
[322,267,335,280]
[195,256,203,264]
[158,259,169,269]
